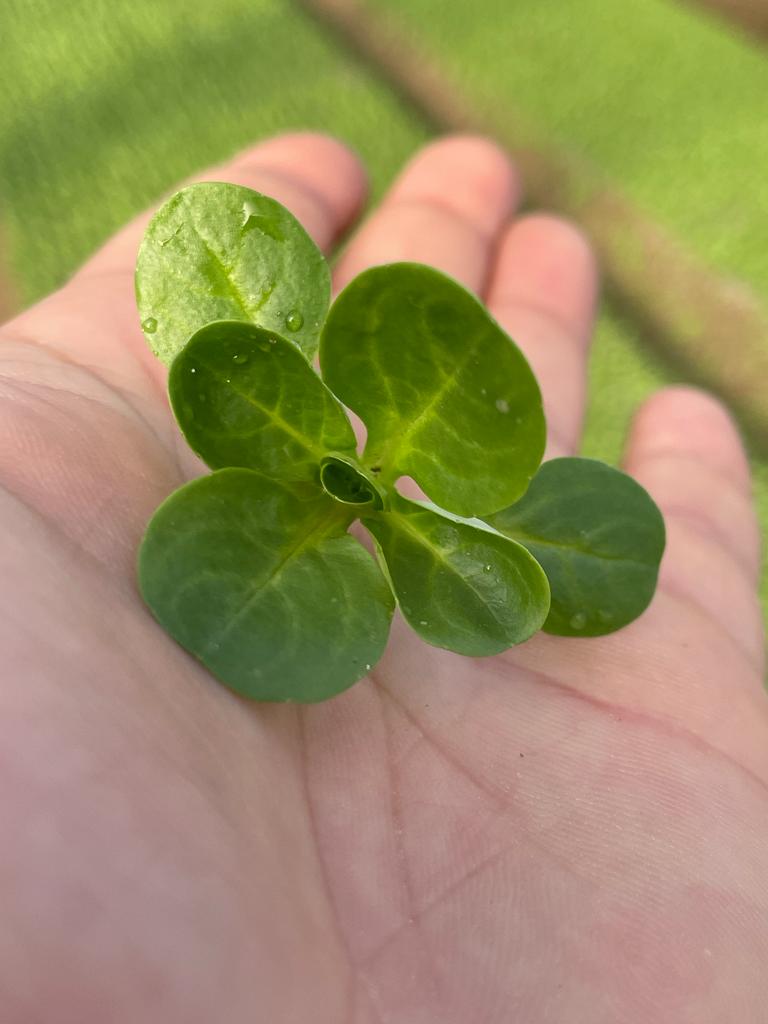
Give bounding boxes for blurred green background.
[2,0,766,618]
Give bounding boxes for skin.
[0,132,766,1024]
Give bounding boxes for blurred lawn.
[2,0,766,618]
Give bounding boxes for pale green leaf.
[136,182,329,364]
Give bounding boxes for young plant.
[135,182,665,702]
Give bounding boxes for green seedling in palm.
[136,183,665,702]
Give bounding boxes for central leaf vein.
[201,501,349,657]
[385,512,513,630]
[191,220,262,324]
[370,329,483,469]
[501,527,650,567]
[198,359,327,461]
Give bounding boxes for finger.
[334,135,520,293]
[486,215,598,457]
[623,386,764,672]
[2,133,367,385]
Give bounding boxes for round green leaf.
[363,494,550,656]
[169,320,356,480]
[138,469,395,702]
[136,182,330,364]
[485,457,666,636]
[320,263,546,518]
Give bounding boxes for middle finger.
[333,135,520,294]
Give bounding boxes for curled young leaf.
[169,320,356,480]
[138,469,395,702]
[363,494,550,656]
[319,454,386,510]
[320,263,545,518]
[136,183,329,364]
[485,457,665,636]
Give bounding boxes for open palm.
[1,134,766,1023]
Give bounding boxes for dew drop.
[598,609,613,624]
[142,317,158,334]
[483,564,492,572]
[569,611,587,630]
[285,309,303,332]
[365,663,371,671]
[232,352,248,365]
[225,377,231,384]
[242,199,257,225]
[495,398,510,414]
[480,388,487,396]
[419,620,428,626]
[258,341,271,353]
[189,367,196,374]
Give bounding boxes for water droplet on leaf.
[569,611,587,630]
[189,367,196,374]
[483,564,492,572]
[495,398,510,414]
[285,310,303,332]
[365,664,371,671]
[232,353,248,365]
[241,200,257,225]
[419,620,428,626]
[598,609,613,623]
[142,317,158,334]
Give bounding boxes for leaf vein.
[189,220,262,324]
[374,329,484,468]
[503,528,651,567]
[200,502,346,657]
[198,359,327,462]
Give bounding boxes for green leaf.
[136,182,329,364]
[169,320,356,480]
[320,263,545,518]
[138,469,395,702]
[485,457,665,636]
[363,493,550,656]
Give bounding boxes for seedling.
[136,182,665,702]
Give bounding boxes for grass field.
[2,0,766,618]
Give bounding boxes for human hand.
[1,133,765,1023]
